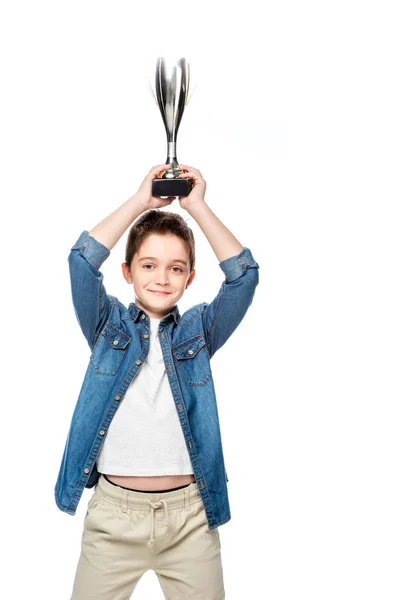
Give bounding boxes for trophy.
[150,57,194,198]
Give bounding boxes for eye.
[142,264,183,273]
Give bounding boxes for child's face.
[122,233,196,319]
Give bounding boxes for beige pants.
[70,474,225,599]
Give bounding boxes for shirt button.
[187,349,193,354]
[168,364,173,371]
[135,359,141,365]
[141,314,146,320]
[115,395,121,401]
[113,339,119,345]
[143,334,149,339]
[178,403,183,411]
[84,468,89,474]
[99,430,105,435]
[160,333,165,338]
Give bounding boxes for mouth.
[148,290,171,295]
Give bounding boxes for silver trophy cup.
[151,57,194,198]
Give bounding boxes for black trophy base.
[152,177,193,197]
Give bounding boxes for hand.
[177,165,207,211]
[135,164,176,209]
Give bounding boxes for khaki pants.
[71,474,225,599]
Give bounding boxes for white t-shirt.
[96,317,194,475]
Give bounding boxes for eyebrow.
[138,256,188,266]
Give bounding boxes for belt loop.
[121,488,129,513]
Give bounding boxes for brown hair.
[125,209,196,272]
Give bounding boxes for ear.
[185,269,196,289]
[121,262,132,284]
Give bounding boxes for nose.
[155,274,169,286]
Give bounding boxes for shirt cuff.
[218,247,260,283]
[70,230,111,271]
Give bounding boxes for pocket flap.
[103,324,131,349]
[172,335,206,360]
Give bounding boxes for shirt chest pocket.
[172,334,212,386]
[90,324,131,376]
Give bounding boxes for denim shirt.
[54,230,260,530]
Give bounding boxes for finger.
[150,164,171,173]
[178,164,199,172]
[178,171,197,178]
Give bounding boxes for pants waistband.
[96,474,202,548]
[97,474,201,509]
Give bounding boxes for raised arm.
[69,164,174,349]
[177,164,260,358]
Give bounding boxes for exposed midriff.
[104,473,196,491]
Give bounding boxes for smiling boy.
[57,163,260,599]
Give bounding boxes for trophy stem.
[166,142,179,172]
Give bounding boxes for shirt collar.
[128,302,180,325]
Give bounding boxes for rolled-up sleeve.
[218,246,259,283]
[71,230,111,270]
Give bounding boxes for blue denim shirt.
[54,230,260,530]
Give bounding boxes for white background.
[1,1,399,598]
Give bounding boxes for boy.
[55,163,260,599]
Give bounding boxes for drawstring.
[147,499,170,548]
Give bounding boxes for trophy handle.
[186,79,199,106]
[147,79,158,106]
